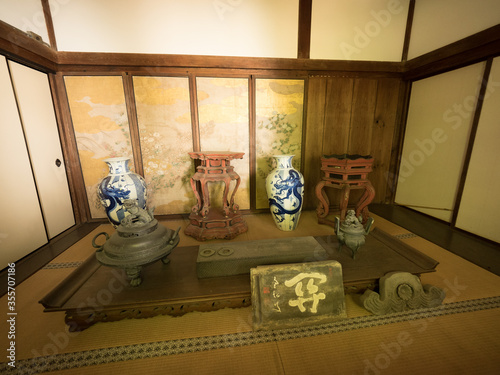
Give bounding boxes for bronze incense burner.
[92,200,180,286]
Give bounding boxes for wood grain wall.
[303,75,404,210]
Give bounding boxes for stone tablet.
[251,260,347,330]
[196,236,328,278]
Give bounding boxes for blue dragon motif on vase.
[268,169,303,224]
[98,178,132,226]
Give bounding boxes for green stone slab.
[196,236,328,278]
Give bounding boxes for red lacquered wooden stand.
[184,151,248,241]
[315,154,375,225]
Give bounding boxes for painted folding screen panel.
[196,77,250,210]
[133,76,194,214]
[255,79,304,209]
[64,76,134,219]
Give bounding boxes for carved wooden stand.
[315,154,375,226]
[184,151,248,241]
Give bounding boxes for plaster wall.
[310,0,409,61]
[0,0,50,44]
[408,0,500,59]
[47,0,299,57]
[1,0,499,62]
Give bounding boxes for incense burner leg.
[126,267,142,287]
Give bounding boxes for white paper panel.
[455,57,500,242]
[408,0,500,59]
[310,0,409,61]
[9,61,75,238]
[50,0,298,58]
[0,56,47,268]
[394,62,485,222]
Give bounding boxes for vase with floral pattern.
[266,155,304,231]
[97,157,147,227]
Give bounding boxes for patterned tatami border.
[394,233,418,240]
[43,261,83,270]
[7,295,500,374]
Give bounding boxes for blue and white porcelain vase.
[266,155,304,231]
[97,157,147,227]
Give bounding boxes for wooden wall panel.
[348,79,378,155]
[303,75,401,211]
[303,77,327,208]
[371,78,402,203]
[321,77,353,211]
[322,77,353,155]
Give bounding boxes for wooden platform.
[39,228,438,331]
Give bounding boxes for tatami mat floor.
[1,211,500,374]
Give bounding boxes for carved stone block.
[196,236,328,278]
[360,271,446,315]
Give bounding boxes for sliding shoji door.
[8,61,75,239]
[455,57,500,242]
[0,56,47,268]
[395,62,485,222]
[0,57,75,268]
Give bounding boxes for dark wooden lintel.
[404,24,500,81]
[56,51,403,75]
[0,20,57,72]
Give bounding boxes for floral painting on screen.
[65,76,133,219]
[255,79,304,209]
[133,76,194,214]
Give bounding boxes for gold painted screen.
[196,77,250,210]
[255,79,304,209]
[133,76,194,214]
[64,76,133,220]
